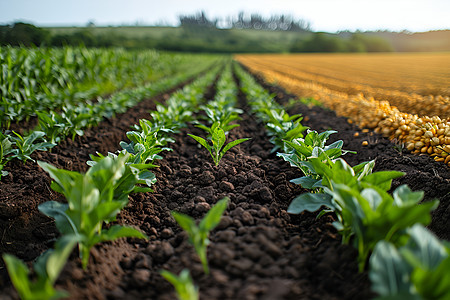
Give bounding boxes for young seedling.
[37,155,148,269]
[328,183,438,271]
[262,108,308,153]
[160,269,199,300]
[9,131,56,163]
[188,123,249,166]
[3,234,79,300]
[277,130,356,190]
[0,132,14,178]
[36,111,67,144]
[171,197,229,274]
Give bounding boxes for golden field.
[235,53,450,166]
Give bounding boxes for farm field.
[236,53,450,166]
[235,53,450,117]
[0,48,449,299]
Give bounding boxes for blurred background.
[1,0,449,53]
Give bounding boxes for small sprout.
[3,234,79,300]
[171,197,229,274]
[160,269,199,300]
[9,131,56,163]
[188,123,249,166]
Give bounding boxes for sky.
[1,0,449,32]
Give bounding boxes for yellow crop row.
[235,54,450,119]
[235,57,450,167]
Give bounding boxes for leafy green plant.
[171,197,229,274]
[262,108,309,153]
[37,155,148,268]
[0,46,219,127]
[370,224,450,299]
[195,105,242,135]
[87,151,157,195]
[3,234,79,300]
[36,111,67,144]
[0,131,14,178]
[287,157,387,216]
[188,123,249,167]
[118,119,173,166]
[160,269,199,300]
[197,65,242,133]
[9,131,56,162]
[278,129,355,186]
[327,183,438,270]
[286,156,438,270]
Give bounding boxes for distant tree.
[0,22,50,46]
[291,32,347,52]
[349,33,393,52]
[179,11,217,29]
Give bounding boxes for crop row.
[3,60,256,300]
[235,63,450,299]
[0,54,221,180]
[2,63,223,300]
[1,47,219,128]
[236,59,450,167]
[3,55,447,299]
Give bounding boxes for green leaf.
[284,124,307,141]
[277,152,303,168]
[318,130,337,144]
[38,201,75,235]
[195,124,213,135]
[211,126,226,152]
[290,176,320,189]
[393,185,424,206]
[362,171,405,191]
[287,193,333,214]
[2,254,32,299]
[324,139,343,149]
[160,269,199,300]
[45,234,79,282]
[353,160,375,179]
[199,197,229,232]
[369,241,413,297]
[90,201,127,225]
[23,131,46,146]
[412,256,450,299]
[172,211,196,236]
[360,188,383,211]
[37,161,81,197]
[187,134,211,152]
[100,225,148,242]
[401,224,448,270]
[284,140,311,158]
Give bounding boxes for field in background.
[45,26,450,52]
[46,26,309,53]
[237,52,450,166]
[236,52,450,117]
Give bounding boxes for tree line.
[179,11,311,32]
[0,19,392,53]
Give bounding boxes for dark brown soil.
[0,66,448,300]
